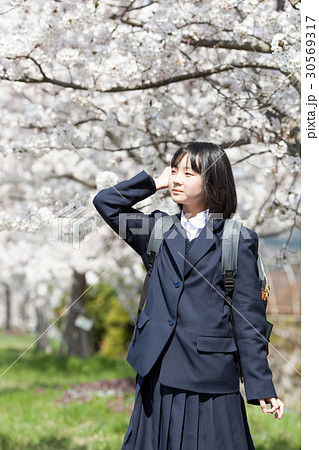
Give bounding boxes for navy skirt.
[121,358,255,450]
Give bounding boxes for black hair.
[170,142,237,219]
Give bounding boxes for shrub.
[100,298,134,358]
[85,283,118,352]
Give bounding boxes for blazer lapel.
[163,212,225,280]
[183,217,224,278]
[163,212,186,280]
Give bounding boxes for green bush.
[52,292,68,330]
[100,298,134,358]
[54,282,134,358]
[85,283,118,352]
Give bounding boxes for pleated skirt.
[121,358,255,450]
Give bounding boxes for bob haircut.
[170,142,237,219]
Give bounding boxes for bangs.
[169,141,237,218]
[170,148,201,173]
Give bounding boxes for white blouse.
[180,208,210,241]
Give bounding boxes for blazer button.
[169,319,175,326]
[174,281,181,288]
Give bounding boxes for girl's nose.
[174,172,183,184]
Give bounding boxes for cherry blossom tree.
[0,0,300,354]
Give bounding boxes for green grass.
[247,405,301,450]
[0,332,300,449]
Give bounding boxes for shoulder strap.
[221,218,243,276]
[147,214,177,256]
[257,253,270,300]
[257,252,273,353]
[221,220,273,364]
[221,218,244,382]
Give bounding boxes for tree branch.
[0,6,16,15]
[181,37,272,53]
[181,38,300,95]
[232,149,272,165]
[2,62,287,93]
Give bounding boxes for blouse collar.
[180,208,210,240]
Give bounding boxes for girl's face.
[168,153,207,212]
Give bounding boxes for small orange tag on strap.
[261,283,270,302]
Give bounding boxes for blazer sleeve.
[232,227,278,405]
[92,170,163,269]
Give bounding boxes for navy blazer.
[92,170,277,405]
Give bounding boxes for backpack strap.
[257,253,270,302]
[131,214,177,342]
[221,219,242,277]
[147,214,177,255]
[257,253,273,354]
[221,218,244,382]
[222,220,273,363]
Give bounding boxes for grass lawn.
[0,333,300,449]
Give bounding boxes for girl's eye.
[185,172,193,175]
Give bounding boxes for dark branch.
[232,149,272,165]
[181,37,272,53]
[2,62,286,93]
[219,138,251,150]
[181,38,300,95]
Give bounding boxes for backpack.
[131,215,273,383]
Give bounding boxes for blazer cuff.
[135,170,157,196]
[144,171,157,192]
[245,386,278,405]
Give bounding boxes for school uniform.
[92,170,277,450]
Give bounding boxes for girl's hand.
[258,397,284,419]
[154,166,171,191]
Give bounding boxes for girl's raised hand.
[258,397,284,419]
[154,166,171,191]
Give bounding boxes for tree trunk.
[20,291,30,334]
[4,284,11,332]
[35,304,52,353]
[64,269,93,358]
[276,0,285,11]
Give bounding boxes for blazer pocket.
[196,336,237,353]
[137,309,149,329]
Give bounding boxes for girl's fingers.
[259,399,268,413]
[268,398,284,419]
[259,398,276,413]
[276,399,285,420]
[259,398,285,419]
[265,398,278,413]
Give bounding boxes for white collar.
[180,208,210,239]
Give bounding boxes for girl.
[93,142,284,450]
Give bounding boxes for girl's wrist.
[154,178,164,190]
